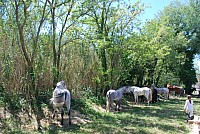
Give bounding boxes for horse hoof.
[52,115,55,119]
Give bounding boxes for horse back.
[128,86,138,92]
[168,87,181,93]
[157,88,168,94]
[134,88,145,96]
[106,90,121,100]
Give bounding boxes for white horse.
[126,86,139,101]
[50,81,71,125]
[126,86,152,105]
[133,86,152,105]
[151,84,169,100]
[106,86,130,112]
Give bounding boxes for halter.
[54,93,65,98]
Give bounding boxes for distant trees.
[159,0,200,94]
[0,0,199,102]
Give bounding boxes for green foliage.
[0,0,199,106]
[2,92,27,112]
[1,0,200,132]
[157,0,199,90]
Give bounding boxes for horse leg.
[68,110,71,125]
[155,93,158,102]
[110,100,113,110]
[168,92,169,99]
[52,108,56,119]
[117,103,120,111]
[179,89,184,97]
[106,100,108,112]
[134,94,137,104]
[61,108,64,125]
[146,94,149,105]
[117,100,121,111]
[115,100,118,111]
[158,94,160,101]
[106,94,109,112]
[165,93,167,100]
[135,96,138,104]
[106,98,112,112]
[167,92,169,100]
[146,97,149,105]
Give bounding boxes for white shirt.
[184,100,194,117]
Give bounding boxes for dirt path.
[189,115,200,134]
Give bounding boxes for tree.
[86,0,145,94]
[160,0,200,94]
[47,0,91,87]
[0,0,50,130]
[12,0,49,99]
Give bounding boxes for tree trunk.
[101,47,109,95]
[180,50,197,95]
[51,4,58,88]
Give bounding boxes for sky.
[140,0,187,22]
[139,0,200,73]
[140,0,173,22]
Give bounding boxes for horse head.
[56,81,67,89]
[150,84,156,89]
[123,86,132,94]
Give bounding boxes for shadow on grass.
[47,123,80,134]
[50,97,189,134]
[46,96,199,133]
[101,98,189,134]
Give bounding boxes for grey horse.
[50,81,71,125]
[106,86,130,112]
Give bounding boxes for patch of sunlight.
[91,103,106,113]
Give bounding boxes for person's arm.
[184,100,187,112]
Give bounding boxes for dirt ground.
[0,105,94,132]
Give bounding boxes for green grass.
[43,95,200,134]
[1,95,200,134]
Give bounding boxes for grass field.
[45,94,200,134]
[1,94,200,134]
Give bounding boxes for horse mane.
[116,86,128,94]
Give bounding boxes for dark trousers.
[186,113,194,120]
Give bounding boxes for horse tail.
[66,91,71,125]
[63,90,71,125]
[65,91,71,112]
[106,92,111,112]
